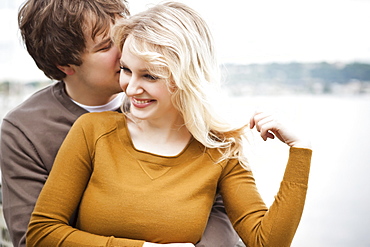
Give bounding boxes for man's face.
[70,24,122,103]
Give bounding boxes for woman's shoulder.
[76,110,121,120]
[74,111,125,133]
[198,143,246,172]
[79,111,121,119]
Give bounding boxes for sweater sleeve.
[219,147,312,247]
[26,116,145,247]
[195,194,239,247]
[0,118,48,247]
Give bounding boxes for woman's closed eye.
[120,66,131,74]
[143,74,159,81]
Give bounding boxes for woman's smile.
[131,97,156,108]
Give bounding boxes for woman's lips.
[131,97,155,108]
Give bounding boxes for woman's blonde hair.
[112,1,249,169]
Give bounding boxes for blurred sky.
[1,0,370,81]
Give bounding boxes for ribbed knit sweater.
[27,111,312,247]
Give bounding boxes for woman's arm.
[26,117,146,247]
[219,111,312,247]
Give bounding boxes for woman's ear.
[57,65,76,76]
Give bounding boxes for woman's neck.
[127,113,192,156]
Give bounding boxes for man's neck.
[64,80,121,106]
[71,93,124,112]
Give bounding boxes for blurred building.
[0,0,46,82]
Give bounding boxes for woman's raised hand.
[249,111,311,149]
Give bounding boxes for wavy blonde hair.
[112,2,249,169]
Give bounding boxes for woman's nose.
[125,76,144,96]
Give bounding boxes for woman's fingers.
[250,111,277,140]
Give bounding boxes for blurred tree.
[341,63,370,82]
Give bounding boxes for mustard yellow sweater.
[27,111,312,247]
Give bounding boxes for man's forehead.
[81,13,111,38]
[83,14,124,49]
[84,23,110,40]
[83,22,112,49]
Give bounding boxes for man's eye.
[98,42,112,51]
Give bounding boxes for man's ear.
[57,65,76,76]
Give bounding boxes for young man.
[0,0,239,246]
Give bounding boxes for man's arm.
[0,119,48,247]
[196,194,240,247]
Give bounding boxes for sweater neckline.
[117,115,201,167]
[52,81,88,117]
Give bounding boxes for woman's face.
[119,38,178,122]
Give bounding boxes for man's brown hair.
[18,0,129,80]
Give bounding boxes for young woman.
[26,2,312,247]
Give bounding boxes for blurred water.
[292,95,370,247]
[223,94,370,247]
[1,92,370,246]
